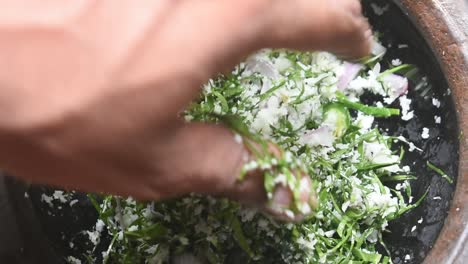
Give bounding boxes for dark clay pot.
[397,1,468,263]
[0,1,466,263]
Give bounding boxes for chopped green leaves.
[226,211,255,257]
[258,80,286,102]
[427,161,454,184]
[336,93,400,117]
[83,47,430,264]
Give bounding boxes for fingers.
[265,173,317,222]
[142,122,248,199]
[151,121,317,222]
[265,177,317,222]
[225,141,317,222]
[250,0,372,60]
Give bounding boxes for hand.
[0,0,370,220]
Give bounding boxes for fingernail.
[271,185,292,208]
[265,186,295,220]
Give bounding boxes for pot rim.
[396,0,468,263]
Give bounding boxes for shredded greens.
[427,161,454,184]
[74,48,434,264]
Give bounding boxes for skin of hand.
[0,0,371,221]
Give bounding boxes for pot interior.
[362,1,460,263]
[24,1,460,263]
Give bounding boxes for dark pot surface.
[396,1,468,263]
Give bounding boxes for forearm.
[0,1,169,129]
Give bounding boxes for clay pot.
[397,1,468,263]
[0,1,466,264]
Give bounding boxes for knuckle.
[350,0,363,14]
[337,18,361,38]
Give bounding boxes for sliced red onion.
[246,57,279,79]
[371,39,387,56]
[382,73,409,96]
[260,78,272,94]
[338,62,363,90]
[299,126,334,147]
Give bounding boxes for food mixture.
[49,38,452,264]
[65,43,415,264]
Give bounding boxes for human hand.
[0,0,370,221]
